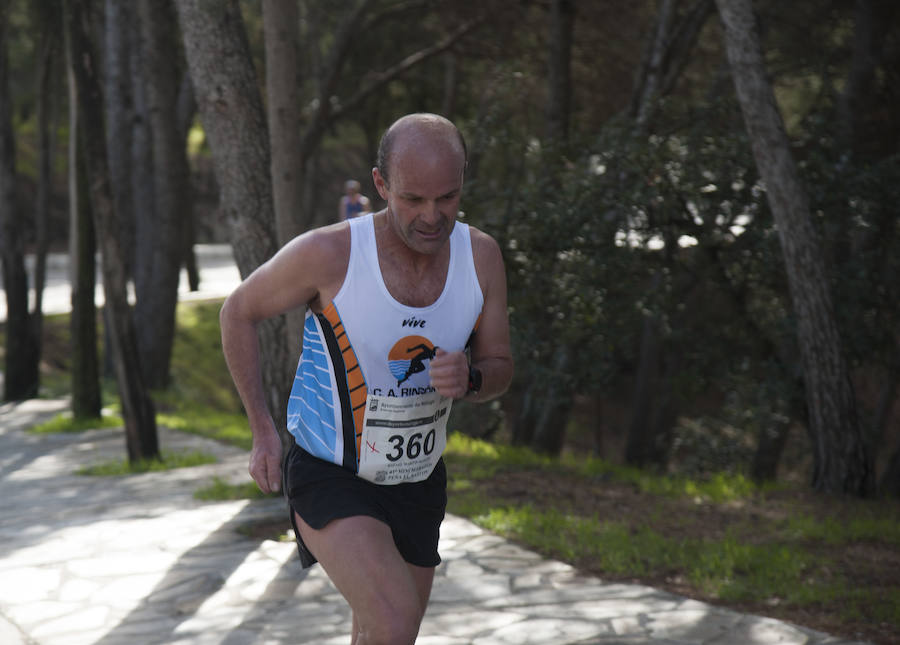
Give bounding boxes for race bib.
[358,391,452,485]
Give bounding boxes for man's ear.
[372,167,390,200]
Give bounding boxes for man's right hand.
[248,418,283,494]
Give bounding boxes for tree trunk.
[517,0,576,456]
[716,0,872,496]
[32,8,61,364]
[65,5,101,420]
[441,51,458,118]
[632,0,676,127]
[625,312,664,467]
[129,6,155,319]
[751,417,791,483]
[66,0,159,461]
[262,0,305,369]
[176,0,292,431]
[838,0,889,155]
[631,0,716,126]
[545,0,575,142]
[532,348,575,456]
[503,382,533,446]
[880,437,900,498]
[134,0,190,389]
[0,0,40,401]
[104,0,135,282]
[263,0,304,246]
[69,115,102,419]
[175,72,200,292]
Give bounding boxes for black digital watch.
[467,365,482,395]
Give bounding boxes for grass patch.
[446,432,762,504]
[194,476,275,501]
[156,405,251,450]
[785,512,900,546]
[28,411,123,434]
[77,450,217,476]
[577,459,765,503]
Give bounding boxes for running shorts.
[283,441,448,569]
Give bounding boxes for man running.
[220,113,513,645]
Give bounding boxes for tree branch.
[332,18,481,122]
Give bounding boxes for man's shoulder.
[282,221,351,270]
[466,224,502,258]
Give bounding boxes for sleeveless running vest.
[286,214,484,473]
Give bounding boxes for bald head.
[376,113,467,187]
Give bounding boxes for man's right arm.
[220,225,348,492]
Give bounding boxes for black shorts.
[283,441,448,569]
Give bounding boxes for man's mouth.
[416,226,443,239]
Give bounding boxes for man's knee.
[359,597,423,645]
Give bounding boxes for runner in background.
[338,179,372,221]
[220,113,513,645]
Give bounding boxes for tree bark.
[65,0,159,461]
[0,0,40,401]
[263,0,304,246]
[632,0,677,127]
[69,120,102,419]
[751,417,791,483]
[65,9,102,419]
[837,0,891,155]
[880,444,900,499]
[625,311,664,467]
[441,50,458,118]
[546,0,575,142]
[175,72,200,292]
[631,0,716,126]
[129,6,155,317]
[532,348,575,456]
[104,0,135,282]
[32,5,61,360]
[262,0,305,369]
[716,0,872,496]
[175,0,292,430]
[134,0,191,389]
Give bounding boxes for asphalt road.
[0,244,241,323]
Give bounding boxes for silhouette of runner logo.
[388,336,437,386]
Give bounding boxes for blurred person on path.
[338,178,372,221]
[220,113,513,644]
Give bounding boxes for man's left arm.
[430,229,513,401]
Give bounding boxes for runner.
[220,113,513,645]
[338,179,372,221]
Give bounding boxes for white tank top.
[286,214,484,473]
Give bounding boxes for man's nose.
[421,200,441,222]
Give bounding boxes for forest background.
[3,1,900,497]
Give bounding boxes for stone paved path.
[0,398,872,645]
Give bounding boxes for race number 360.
[386,428,437,462]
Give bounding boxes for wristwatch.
[467,364,482,395]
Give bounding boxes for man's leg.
[295,512,435,645]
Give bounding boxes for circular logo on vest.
[388,335,437,386]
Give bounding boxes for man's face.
[375,141,464,255]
